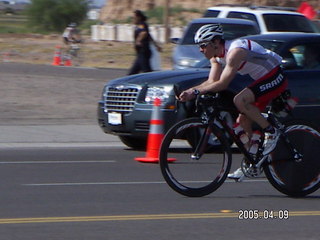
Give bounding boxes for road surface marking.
[0,160,116,164]
[23,179,268,186]
[0,211,319,224]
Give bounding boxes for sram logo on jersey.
[259,74,284,92]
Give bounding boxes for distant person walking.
[128,10,161,75]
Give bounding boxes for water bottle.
[249,130,263,155]
[233,123,249,144]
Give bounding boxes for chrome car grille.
[104,86,140,114]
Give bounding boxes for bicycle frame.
[193,94,302,170]
[205,111,261,165]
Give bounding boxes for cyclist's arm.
[68,28,81,43]
[202,49,245,92]
[186,58,222,90]
[200,57,223,85]
[179,48,247,101]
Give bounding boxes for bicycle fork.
[191,125,212,160]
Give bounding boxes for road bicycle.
[159,90,320,197]
[63,42,83,66]
[69,43,83,66]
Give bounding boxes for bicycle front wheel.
[70,48,83,66]
[264,119,320,197]
[159,118,232,197]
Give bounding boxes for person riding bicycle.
[178,24,288,180]
[62,23,82,65]
[62,22,82,45]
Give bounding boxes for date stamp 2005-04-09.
[238,210,289,220]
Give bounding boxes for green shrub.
[26,0,89,33]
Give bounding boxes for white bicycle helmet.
[194,24,223,44]
[69,22,77,28]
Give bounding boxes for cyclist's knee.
[234,90,255,113]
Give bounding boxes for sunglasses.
[199,42,211,49]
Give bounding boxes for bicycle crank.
[241,157,263,178]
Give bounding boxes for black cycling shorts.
[248,66,288,110]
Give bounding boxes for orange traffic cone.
[52,46,62,66]
[135,98,176,163]
[64,54,72,66]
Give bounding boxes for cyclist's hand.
[179,89,195,102]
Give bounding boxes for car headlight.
[145,86,172,103]
[178,58,200,67]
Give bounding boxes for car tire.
[119,136,147,149]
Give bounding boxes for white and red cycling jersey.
[217,39,287,110]
[216,39,282,79]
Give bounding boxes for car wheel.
[118,136,147,149]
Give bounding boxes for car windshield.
[181,23,259,44]
[263,14,319,33]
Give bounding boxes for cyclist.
[178,24,288,180]
[62,22,82,45]
[62,23,82,65]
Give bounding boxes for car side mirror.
[170,38,180,44]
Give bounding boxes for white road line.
[0,143,124,149]
[0,160,116,164]
[23,179,268,187]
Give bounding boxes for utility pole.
[163,0,170,43]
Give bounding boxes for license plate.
[108,112,122,125]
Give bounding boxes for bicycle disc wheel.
[159,118,232,197]
[263,119,320,197]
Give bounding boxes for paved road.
[0,63,319,239]
[0,147,319,240]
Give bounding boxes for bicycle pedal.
[235,175,245,182]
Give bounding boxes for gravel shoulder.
[0,33,173,69]
[0,62,127,125]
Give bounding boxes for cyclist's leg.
[234,88,269,129]
[61,44,70,64]
[246,68,288,154]
[229,69,287,180]
[237,113,253,137]
[228,113,252,180]
[71,46,82,66]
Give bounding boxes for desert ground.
[0,33,174,70]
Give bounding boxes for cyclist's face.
[199,40,221,59]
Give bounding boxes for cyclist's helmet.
[194,24,223,44]
[69,22,77,28]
